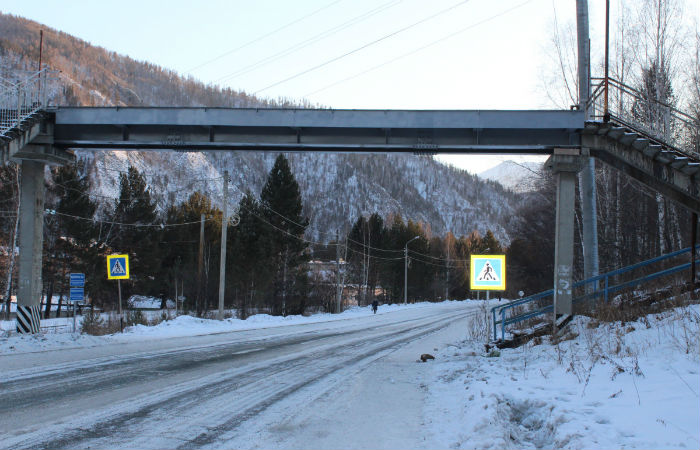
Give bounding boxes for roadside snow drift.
[425,304,700,449]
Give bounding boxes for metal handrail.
[0,68,58,138]
[588,76,700,159]
[492,245,699,341]
[590,77,698,126]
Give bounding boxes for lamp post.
[404,236,420,304]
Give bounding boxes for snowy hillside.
[1,13,521,244]
[81,149,520,244]
[478,160,543,193]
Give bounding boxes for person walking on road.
[371,299,378,314]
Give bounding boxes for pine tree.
[480,230,503,255]
[229,191,272,319]
[110,166,161,299]
[43,161,101,316]
[0,163,20,319]
[260,154,309,315]
[161,192,221,315]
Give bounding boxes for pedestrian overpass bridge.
[2,82,699,334]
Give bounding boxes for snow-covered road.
[0,301,479,449]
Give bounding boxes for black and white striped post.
[16,305,41,334]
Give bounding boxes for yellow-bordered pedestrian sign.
[107,254,130,280]
[470,254,506,291]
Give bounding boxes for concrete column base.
[16,159,46,334]
[546,149,585,318]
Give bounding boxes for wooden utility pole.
[335,230,342,314]
[38,30,43,71]
[692,213,698,285]
[218,171,229,320]
[197,213,205,317]
[445,240,450,301]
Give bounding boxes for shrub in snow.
[126,310,148,327]
[80,309,105,335]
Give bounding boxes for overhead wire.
[248,193,473,263]
[46,210,211,228]
[49,178,223,203]
[304,0,535,97]
[229,180,406,255]
[254,0,472,94]
[184,0,345,75]
[214,0,402,84]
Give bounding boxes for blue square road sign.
[70,273,85,287]
[70,287,84,302]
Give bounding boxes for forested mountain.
[0,13,520,243]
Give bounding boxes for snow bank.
[0,300,451,354]
[425,304,700,449]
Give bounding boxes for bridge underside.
[47,107,583,153]
[582,122,700,213]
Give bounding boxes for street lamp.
[404,236,420,304]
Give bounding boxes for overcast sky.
[2,0,697,173]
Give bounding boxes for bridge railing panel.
[588,77,700,160]
[0,68,57,139]
[492,245,699,341]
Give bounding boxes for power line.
[185,0,345,74]
[254,0,472,94]
[50,176,223,202]
[304,0,535,97]
[215,0,402,84]
[45,210,212,228]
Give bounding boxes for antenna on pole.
[38,30,43,71]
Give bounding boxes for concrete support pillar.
[16,160,46,334]
[579,155,599,290]
[547,149,585,318]
[576,0,600,290]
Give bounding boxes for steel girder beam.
[50,107,584,153]
[583,133,700,213]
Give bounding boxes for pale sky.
[2,0,696,173]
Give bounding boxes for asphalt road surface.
[0,302,480,449]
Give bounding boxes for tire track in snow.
[4,307,477,449]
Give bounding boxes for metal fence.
[588,77,700,159]
[492,246,699,341]
[0,68,58,139]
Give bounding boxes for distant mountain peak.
[477,160,543,193]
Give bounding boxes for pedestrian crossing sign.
[470,254,506,291]
[107,254,130,280]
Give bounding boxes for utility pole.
[404,247,408,304]
[197,213,205,317]
[445,239,450,301]
[577,0,600,292]
[335,229,342,314]
[38,30,43,71]
[282,248,287,317]
[404,236,419,304]
[218,170,229,320]
[340,233,348,312]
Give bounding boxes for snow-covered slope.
[83,150,520,244]
[426,303,700,449]
[1,13,520,244]
[478,160,543,193]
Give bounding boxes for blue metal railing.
[492,246,699,341]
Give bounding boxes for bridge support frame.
[9,117,73,333]
[547,148,585,319]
